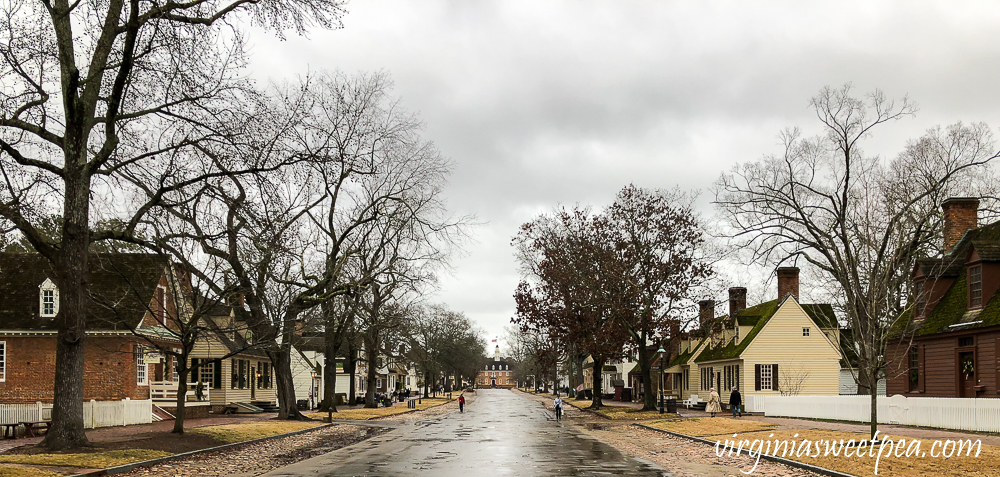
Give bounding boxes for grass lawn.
[188,421,322,443]
[0,449,171,469]
[303,397,454,421]
[709,429,1000,477]
[647,417,776,437]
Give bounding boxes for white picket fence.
[0,399,151,431]
[762,395,1000,434]
[743,394,767,413]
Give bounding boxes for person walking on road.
[458,394,466,413]
[553,394,563,421]
[706,387,722,417]
[730,386,742,418]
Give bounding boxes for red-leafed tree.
[512,208,629,410]
[601,185,714,411]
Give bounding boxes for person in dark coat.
[730,386,742,418]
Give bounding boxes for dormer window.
[970,265,983,308]
[914,280,926,317]
[39,279,59,317]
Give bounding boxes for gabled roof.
[0,252,168,332]
[914,258,964,279]
[667,337,705,367]
[912,220,1000,336]
[695,296,836,363]
[970,241,1000,262]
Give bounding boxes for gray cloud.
[247,0,1000,344]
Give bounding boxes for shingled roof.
[695,297,837,363]
[913,220,1000,336]
[0,253,168,332]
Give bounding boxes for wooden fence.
[0,399,151,433]
[762,394,1000,433]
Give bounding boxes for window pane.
[971,266,983,307]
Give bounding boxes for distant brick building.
[476,345,515,388]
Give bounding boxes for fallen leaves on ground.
[562,399,679,420]
[647,417,775,437]
[188,421,321,443]
[303,398,453,421]
[0,449,171,468]
[712,429,1000,477]
[596,408,681,420]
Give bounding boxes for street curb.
[69,423,340,477]
[633,423,858,477]
[67,399,459,476]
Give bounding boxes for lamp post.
[657,347,666,414]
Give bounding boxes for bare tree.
[714,84,1000,438]
[0,0,345,449]
[777,365,810,396]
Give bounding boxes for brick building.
[0,253,179,403]
[476,345,515,388]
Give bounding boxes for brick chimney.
[942,198,979,253]
[669,320,680,340]
[728,287,747,317]
[698,300,715,330]
[777,267,799,301]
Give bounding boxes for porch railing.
[149,381,211,403]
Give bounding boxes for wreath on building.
[961,358,975,378]
[908,369,919,384]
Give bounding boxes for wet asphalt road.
[261,389,668,476]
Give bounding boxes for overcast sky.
[248,1,1000,351]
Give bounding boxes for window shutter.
[755,364,761,391]
[191,358,199,381]
[772,364,779,391]
[213,360,222,389]
[919,345,926,393]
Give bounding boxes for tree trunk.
[423,371,430,397]
[638,344,656,411]
[319,330,338,412]
[268,347,300,419]
[590,356,605,410]
[364,344,378,408]
[172,364,190,434]
[868,368,878,440]
[346,343,357,405]
[553,361,559,395]
[42,191,92,450]
[574,354,586,400]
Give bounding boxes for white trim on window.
[0,341,6,382]
[136,345,148,385]
[39,279,59,317]
[760,364,773,390]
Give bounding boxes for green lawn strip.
[0,449,171,469]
